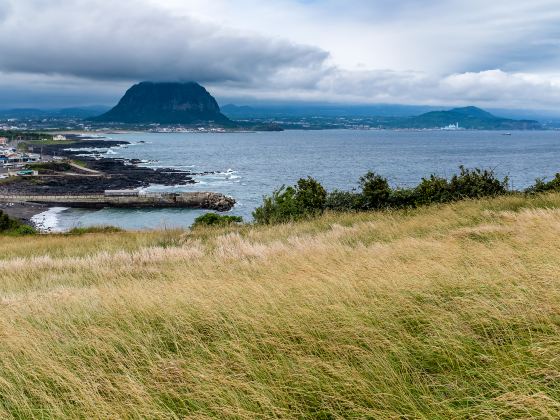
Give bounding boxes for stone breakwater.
[0,192,236,212]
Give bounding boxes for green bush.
[389,187,417,208]
[295,177,327,214]
[448,166,509,199]
[325,190,361,212]
[414,175,451,205]
[8,225,36,236]
[255,167,512,225]
[358,172,391,210]
[0,210,36,236]
[0,211,16,231]
[253,177,327,224]
[527,173,560,194]
[192,213,243,228]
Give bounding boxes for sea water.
[40,129,560,231]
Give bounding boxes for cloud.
[0,1,11,22]
[1,0,560,111]
[211,68,560,110]
[0,0,328,84]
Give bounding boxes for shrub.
[0,211,16,231]
[254,167,511,225]
[448,166,509,199]
[253,177,326,224]
[0,210,36,236]
[192,213,243,228]
[414,175,451,205]
[325,190,361,212]
[253,186,298,225]
[8,225,36,236]
[389,187,417,208]
[527,173,560,194]
[295,177,327,215]
[358,172,391,210]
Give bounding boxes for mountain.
[221,103,444,119]
[0,106,111,119]
[391,106,542,130]
[93,82,232,125]
[57,106,111,118]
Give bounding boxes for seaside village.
[0,134,67,178]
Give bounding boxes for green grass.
[22,139,75,146]
[66,225,124,235]
[1,193,560,417]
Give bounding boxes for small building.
[0,137,8,145]
[53,134,67,141]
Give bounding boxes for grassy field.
[2,193,560,418]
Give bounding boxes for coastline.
[0,202,48,227]
[0,138,197,195]
[0,136,195,230]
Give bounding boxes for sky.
[1,0,560,110]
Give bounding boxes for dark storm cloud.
[0,0,329,84]
[2,0,560,110]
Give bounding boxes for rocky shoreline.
[2,139,196,195]
[0,137,229,226]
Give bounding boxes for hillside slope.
[1,194,560,417]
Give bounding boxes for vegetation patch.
[66,225,124,235]
[192,213,243,228]
[0,210,36,236]
[254,166,510,224]
[0,194,560,417]
[0,130,53,141]
[26,161,73,173]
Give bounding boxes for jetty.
[0,191,235,211]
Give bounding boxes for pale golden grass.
[1,193,560,418]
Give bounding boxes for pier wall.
[0,192,235,211]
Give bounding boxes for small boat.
[502,132,512,136]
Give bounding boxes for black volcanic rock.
[93,82,232,125]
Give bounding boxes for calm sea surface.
[37,129,560,231]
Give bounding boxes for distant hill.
[93,82,232,125]
[391,106,542,130]
[221,103,444,119]
[0,106,110,119]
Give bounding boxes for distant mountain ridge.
[389,106,542,130]
[221,103,444,119]
[0,106,110,119]
[93,82,232,125]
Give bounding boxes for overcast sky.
[1,0,560,110]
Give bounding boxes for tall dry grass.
[1,193,560,418]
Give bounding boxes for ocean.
[33,129,560,231]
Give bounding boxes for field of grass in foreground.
[2,194,560,418]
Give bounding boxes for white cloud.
[210,69,560,110]
[1,0,560,110]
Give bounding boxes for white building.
[53,134,67,141]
